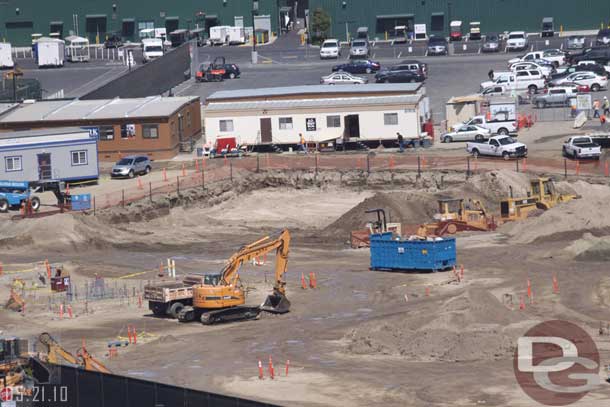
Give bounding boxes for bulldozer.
[500,177,579,222]
[178,229,292,325]
[529,177,579,209]
[417,198,497,237]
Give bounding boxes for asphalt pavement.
[10,30,609,122]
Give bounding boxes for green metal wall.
[309,0,610,40]
[0,0,280,46]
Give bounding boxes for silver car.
[111,155,152,178]
[320,72,368,85]
[349,39,370,58]
[442,125,491,143]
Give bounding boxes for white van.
[65,36,90,62]
[0,43,14,68]
[209,26,230,46]
[142,38,164,62]
[320,39,341,59]
[226,27,245,45]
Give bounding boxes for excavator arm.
[38,333,80,366]
[220,229,290,296]
[77,348,111,374]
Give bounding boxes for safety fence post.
[466,157,471,179]
[121,189,125,208]
[515,159,520,173]
[417,155,421,178]
[366,154,370,175]
[177,176,180,196]
[564,159,568,178]
[93,196,96,216]
[256,154,260,173]
[149,182,152,202]
[230,161,233,182]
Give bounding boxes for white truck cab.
[142,38,164,62]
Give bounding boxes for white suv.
[320,39,341,59]
[506,31,528,51]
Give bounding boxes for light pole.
[251,0,259,63]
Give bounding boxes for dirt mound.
[344,288,519,362]
[502,181,610,244]
[0,214,119,252]
[462,170,531,209]
[323,191,436,238]
[563,233,610,261]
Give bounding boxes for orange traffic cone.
[459,264,464,280]
[268,355,274,380]
[425,287,431,297]
[258,360,264,380]
[309,272,317,289]
[301,273,307,290]
[527,279,532,300]
[552,275,560,294]
[137,176,143,190]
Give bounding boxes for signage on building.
[306,118,316,131]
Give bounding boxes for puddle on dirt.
[286,339,305,346]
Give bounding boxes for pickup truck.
[562,136,601,159]
[480,71,546,93]
[144,274,211,318]
[466,135,528,159]
[453,115,517,136]
[508,49,566,67]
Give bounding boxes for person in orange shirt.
[593,99,601,118]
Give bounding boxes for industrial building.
[0,127,98,183]
[309,0,610,41]
[0,96,201,161]
[2,1,609,46]
[204,84,431,150]
[0,0,294,46]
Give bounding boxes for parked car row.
[325,59,427,84]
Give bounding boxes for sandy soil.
[2,169,610,406]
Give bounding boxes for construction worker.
[397,132,405,153]
[604,96,610,116]
[298,133,307,153]
[593,99,601,118]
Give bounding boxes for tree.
[310,7,331,44]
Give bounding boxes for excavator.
[38,333,110,373]
[417,198,497,237]
[178,229,291,325]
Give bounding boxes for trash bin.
[196,147,204,157]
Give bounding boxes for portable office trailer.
[0,127,99,183]
[209,26,230,45]
[169,29,189,47]
[204,84,431,151]
[226,27,246,45]
[0,43,14,69]
[35,38,65,68]
[65,36,90,62]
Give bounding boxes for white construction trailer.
[65,36,90,62]
[0,43,14,68]
[35,37,65,68]
[204,84,432,151]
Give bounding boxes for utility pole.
[252,0,259,64]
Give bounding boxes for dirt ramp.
[344,288,518,362]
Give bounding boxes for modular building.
[0,96,201,161]
[204,84,431,150]
[0,127,98,183]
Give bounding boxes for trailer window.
[384,113,399,125]
[71,150,88,166]
[5,156,22,172]
[326,115,341,128]
[142,124,159,139]
[98,125,114,140]
[279,117,293,130]
[219,120,234,132]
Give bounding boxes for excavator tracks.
[199,307,261,325]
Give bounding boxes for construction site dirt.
[2,168,610,406]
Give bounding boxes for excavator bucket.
[261,291,291,314]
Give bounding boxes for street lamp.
[251,0,259,63]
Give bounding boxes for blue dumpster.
[370,232,456,271]
[70,194,92,211]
